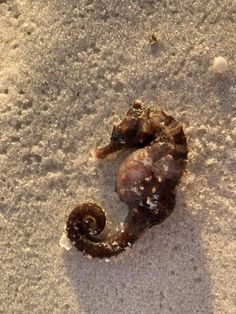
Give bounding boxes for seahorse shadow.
[63,157,214,314]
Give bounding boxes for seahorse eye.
[112,131,119,140]
[111,126,122,142]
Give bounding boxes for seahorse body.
[66,101,188,258]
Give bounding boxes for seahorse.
[65,101,188,258]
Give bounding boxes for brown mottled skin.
[66,101,188,258]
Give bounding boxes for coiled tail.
[66,203,150,258]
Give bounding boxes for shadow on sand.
[63,156,213,314]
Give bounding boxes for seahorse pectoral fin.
[151,142,175,163]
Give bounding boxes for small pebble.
[211,56,228,73]
[59,233,73,250]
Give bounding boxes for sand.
[0,1,235,313]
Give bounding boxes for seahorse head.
[110,101,155,148]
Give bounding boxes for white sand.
[0,1,235,313]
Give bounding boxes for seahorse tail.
[66,204,149,258]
